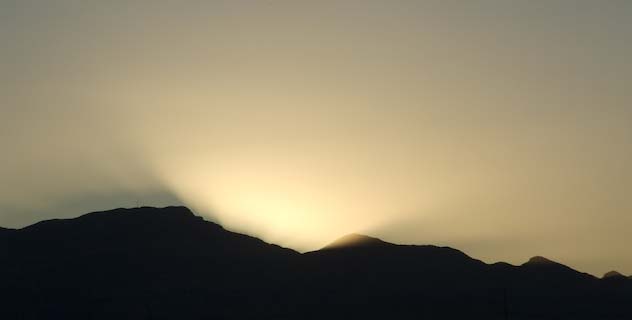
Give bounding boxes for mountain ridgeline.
[0,207,630,319]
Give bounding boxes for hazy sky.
[1,0,631,276]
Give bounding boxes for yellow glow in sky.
[1,1,632,276]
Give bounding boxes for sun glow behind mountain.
[1,1,632,275]
[152,148,447,251]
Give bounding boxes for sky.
[1,0,631,276]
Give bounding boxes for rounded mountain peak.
[603,270,626,279]
[524,256,557,266]
[322,233,392,250]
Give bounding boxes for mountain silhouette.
[1,206,630,319]
[524,255,557,265]
[321,233,392,250]
[603,270,625,278]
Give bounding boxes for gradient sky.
[1,0,631,276]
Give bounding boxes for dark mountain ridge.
[1,206,630,319]
[603,270,626,279]
[321,233,392,250]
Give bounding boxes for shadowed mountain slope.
[1,206,630,320]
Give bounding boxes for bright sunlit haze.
[1,0,631,276]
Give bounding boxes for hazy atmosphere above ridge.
[1,0,631,276]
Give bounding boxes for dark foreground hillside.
[1,207,630,319]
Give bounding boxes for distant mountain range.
[1,206,630,319]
